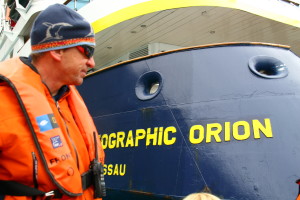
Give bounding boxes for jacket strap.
[0,181,63,199]
[81,170,93,191]
[0,171,93,198]
[0,180,49,196]
[0,181,63,198]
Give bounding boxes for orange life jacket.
[0,57,105,199]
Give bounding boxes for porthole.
[248,56,288,79]
[135,71,163,100]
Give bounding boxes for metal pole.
[74,0,77,11]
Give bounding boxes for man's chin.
[73,79,84,86]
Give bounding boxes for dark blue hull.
[78,43,300,199]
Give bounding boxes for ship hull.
[78,43,300,199]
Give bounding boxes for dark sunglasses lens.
[83,46,94,58]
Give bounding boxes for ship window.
[248,56,288,79]
[135,71,163,100]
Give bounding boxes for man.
[0,3,105,200]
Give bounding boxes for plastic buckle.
[45,191,55,197]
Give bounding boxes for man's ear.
[49,49,64,61]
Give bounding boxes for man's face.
[58,46,95,86]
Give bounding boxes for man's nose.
[87,56,95,68]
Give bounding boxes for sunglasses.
[76,45,94,58]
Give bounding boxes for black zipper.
[55,101,80,169]
[45,82,80,170]
[32,152,38,188]
[32,152,38,200]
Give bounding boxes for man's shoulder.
[0,57,22,67]
[0,58,22,79]
[0,57,38,75]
